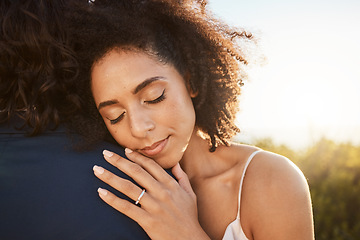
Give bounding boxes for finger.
[125,148,175,184]
[93,165,146,203]
[172,163,196,198]
[97,187,151,224]
[102,150,162,193]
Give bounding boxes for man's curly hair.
[67,0,254,151]
[0,0,80,135]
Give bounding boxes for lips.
[140,136,169,156]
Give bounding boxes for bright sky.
[209,0,360,149]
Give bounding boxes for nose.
[128,110,155,138]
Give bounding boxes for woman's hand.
[93,149,210,240]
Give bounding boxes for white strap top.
[222,150,262,240]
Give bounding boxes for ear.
[184,72,198,98]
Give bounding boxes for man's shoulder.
[1,121,122,156]
[0,123,150,240]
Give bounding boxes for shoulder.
[247,150,308,192]
[226,145,309,198]
[221,144,306,187]
[250,150,310,199]
[241,150,314,239]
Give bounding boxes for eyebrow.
[98,100,119,111]
[97,76,165,110]
[133,76,165,94]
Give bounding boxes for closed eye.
[145,89,166,104]
[109,112,125,125]
[107,89,165,124]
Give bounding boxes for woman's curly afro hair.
[67,0,254,151]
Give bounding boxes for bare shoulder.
[241,150,314,240]
[248,150,309,192]
[226,144,307,187]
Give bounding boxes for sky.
[208,0,360,149]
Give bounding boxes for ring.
[135,189,146,205]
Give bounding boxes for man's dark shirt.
[0,122,150,240]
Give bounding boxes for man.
[0,1,149,239]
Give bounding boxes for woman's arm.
[93,149,210,240]
[242,151,315,240]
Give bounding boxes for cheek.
[168,94,196,130]
[104,122,129,147]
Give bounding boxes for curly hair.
[67,0,254,151]
[0,0,80,135]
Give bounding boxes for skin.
[91,49,315,240]
[91,50,196,169]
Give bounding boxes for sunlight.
[211,0,360,148]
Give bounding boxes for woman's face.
[91,50,196,168]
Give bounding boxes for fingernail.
[125,148,133,154]
[103,150,113,158]
[98,188,108,196]
[93,165,104,174]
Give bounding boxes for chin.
[155,155,181,170]
[157,159,177,170]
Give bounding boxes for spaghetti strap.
[222,149,263,239]
[236,149,262,218]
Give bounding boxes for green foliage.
[254,138,360,240]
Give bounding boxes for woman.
[68,0,314,239]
